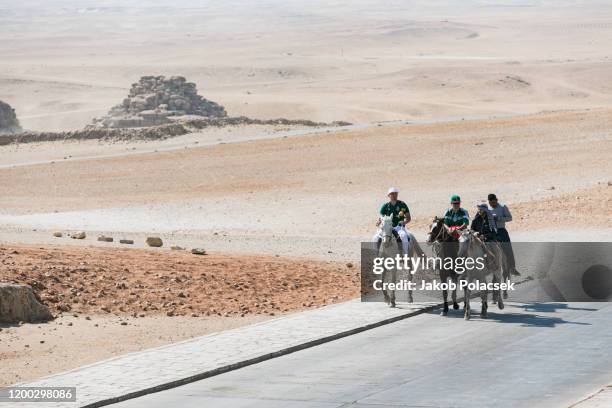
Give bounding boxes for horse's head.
[457,229,475,257]
[379,215,394,246]
[427,216,445,243]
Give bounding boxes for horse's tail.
[407,231,425,257]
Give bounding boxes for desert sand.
[3,1,612,131]
[1,0,612,387]
[0,109,609,259]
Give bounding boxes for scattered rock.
[97,235,113,242]
[346,262,354,268]
[119,239,134,245]
[191,248,207,255]
[0,284,54,323]
[170,245,185,251]
[52,232,63,238]
[71,231,86,240]
[146,237,163,247]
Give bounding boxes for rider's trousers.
[373,226,410,255]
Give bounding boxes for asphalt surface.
[110,301,612,408]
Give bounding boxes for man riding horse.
[470,203,502,269]
[374,187,411,255]
[487,193,520,276]
[443,194,469,241]
[471,203,498,242]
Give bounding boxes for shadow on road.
[515,302,599,313]
[426,304,592,328]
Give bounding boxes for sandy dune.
[3,1,612,130]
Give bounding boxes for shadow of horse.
[515,302,599,313]
[428,304,592,328]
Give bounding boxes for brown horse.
[427,217,460,316]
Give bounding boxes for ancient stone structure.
[0,100,22,134]
[93,75,227,128]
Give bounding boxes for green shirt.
[380,200,410,227]
[443,208,469,228]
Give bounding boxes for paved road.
[111,302,612,408]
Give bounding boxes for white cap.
[387,187,399,194]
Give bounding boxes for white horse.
[458,230,505,320]
[376,215,425,307]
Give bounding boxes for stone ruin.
[0,100,22,134]
[92,75,227,128]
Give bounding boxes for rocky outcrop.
[0,284,54,323]
[93,75,227,128]
[0,101,22,134]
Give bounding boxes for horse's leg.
[407,258,414,304]
[451,274,459,310]
[492,270,499,303]
[497,266,505,310]
[382,269,390,305]
[440,269,449,316]
[481,280,488,318]
[464,286,471,320]
[390,268,396,308]
[502,250,510,300]
[503,268,510,299]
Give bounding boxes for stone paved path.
[572,386,612,408]
[1,300,438,408]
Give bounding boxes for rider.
[487,193,519,276]
[374,187,411,255]
[471,203,501,269]
[443,194,469,240]
[470,203,498,241]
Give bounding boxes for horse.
[427,217,460,316]
[457,229,505,320]
[376,215,424,307]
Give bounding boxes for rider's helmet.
[450,194,461,204]
[388,187,399,194]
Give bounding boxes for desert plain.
[0,0,611,386]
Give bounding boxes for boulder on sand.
[0,284,54,323]
[146,237,163,247]
[191,248,207,255]
[0,100,22,134]
[97,235,113,242]
[71,231,86,239]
